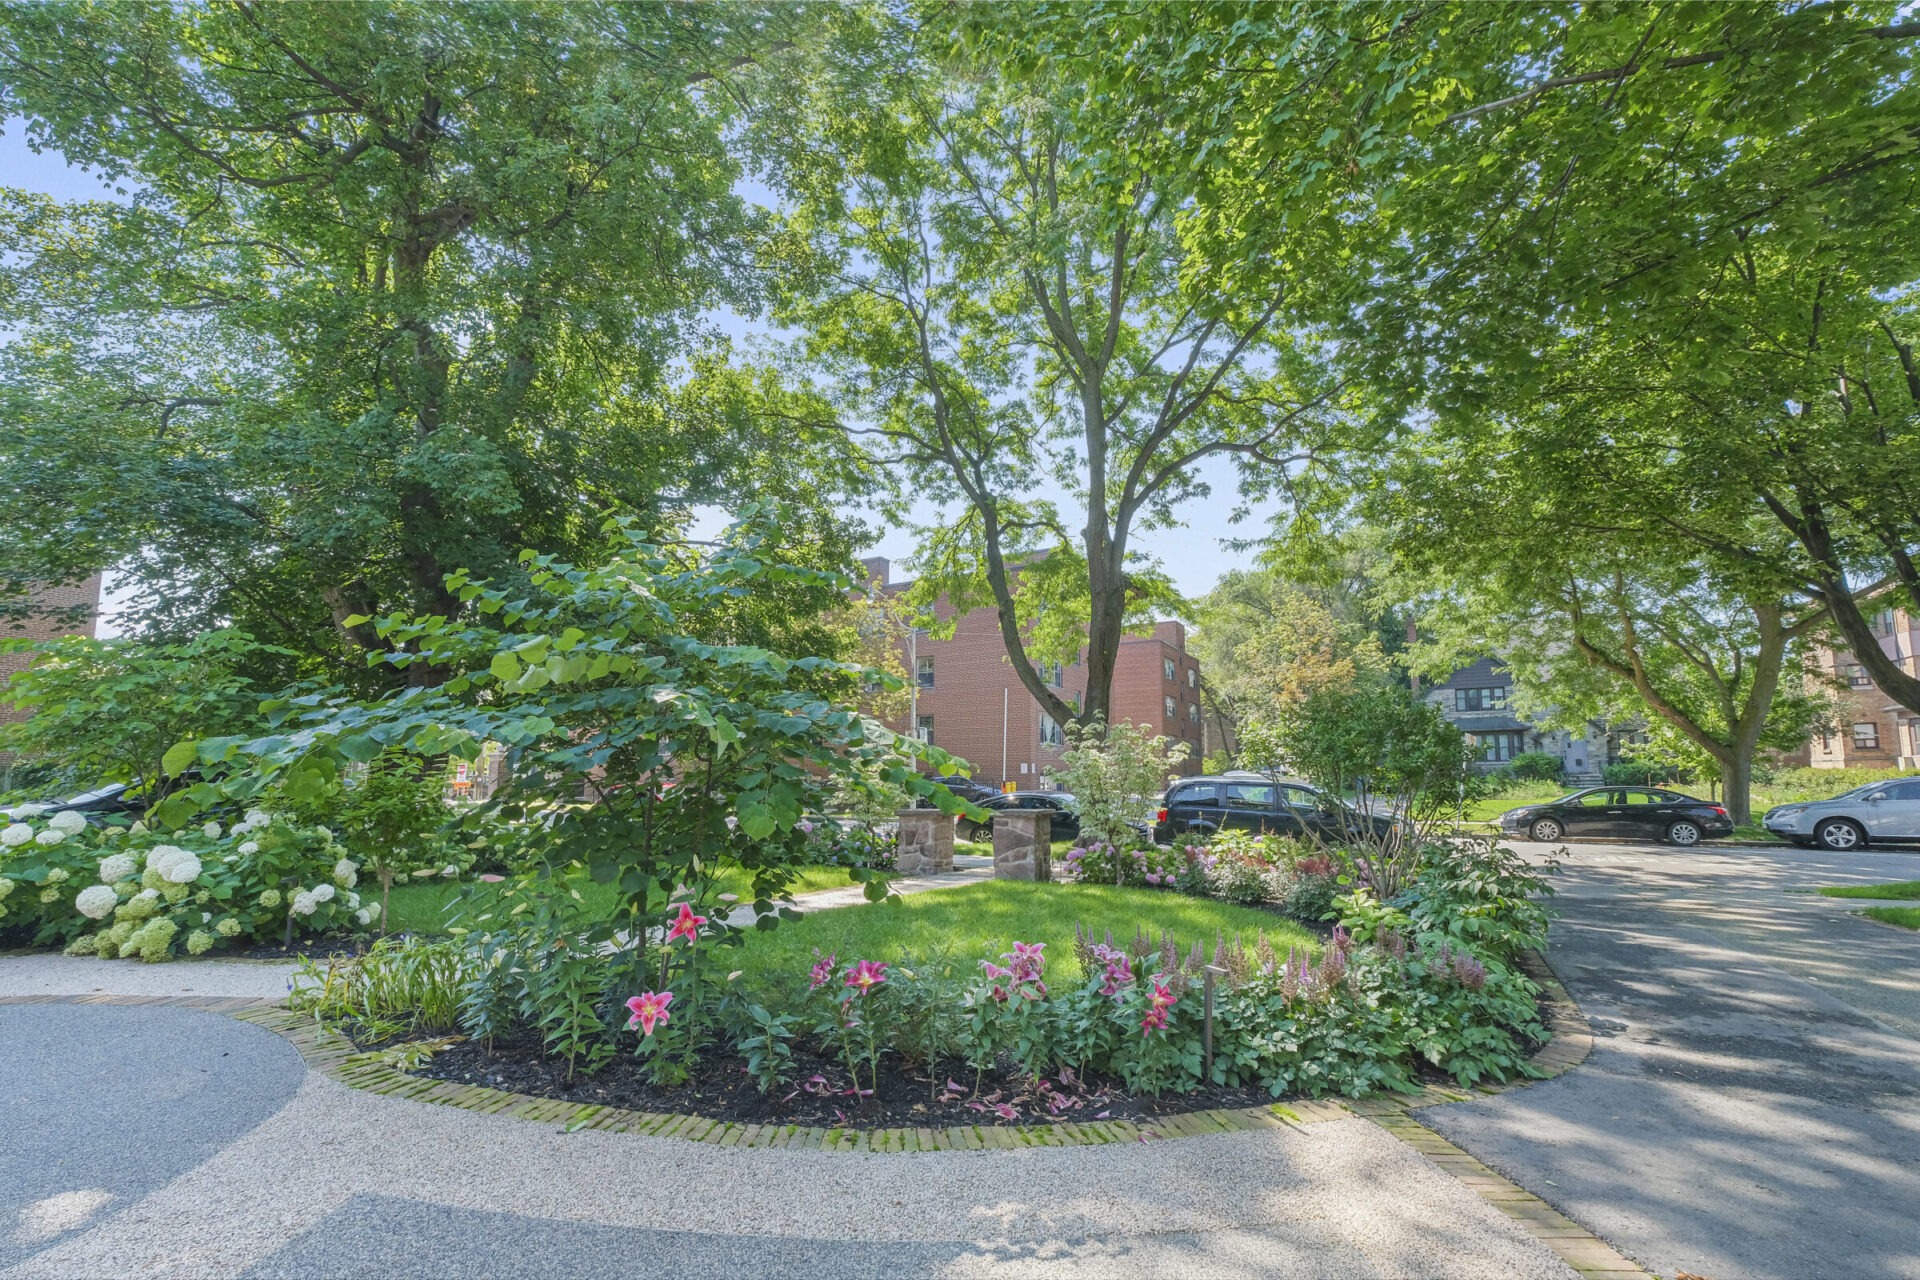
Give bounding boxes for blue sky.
[1,122,1267,634]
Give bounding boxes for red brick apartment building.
[1802,607,1920,770]
[1,576,104,729]
[861,558,1203,789]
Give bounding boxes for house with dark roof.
[1419,656,1619,782]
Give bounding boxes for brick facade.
[0,576,104,729]
[1803,608,1920,770]
[863,559,1202,788]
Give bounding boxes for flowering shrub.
[1061,840,1183,888]
[0,807,372,960]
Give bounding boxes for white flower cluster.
[202,821,223,840]
[34,828,65,847]
[333,858,358,889]
[146,846,204,885]
[98,852,139,885]
[75,885,119,919]
[1,823,31,848]
[50,810,87,835]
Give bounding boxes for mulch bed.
[399,1029,1293,1130]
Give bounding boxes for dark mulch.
[402,1030,1293,1130]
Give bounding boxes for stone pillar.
[895,809,954,874]
[992,810,1052,881]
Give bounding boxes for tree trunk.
[1716,749,1754,827]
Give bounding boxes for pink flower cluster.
[809,949,838,990]
[666,902,707,944]
[1139,979,1176,1038]
[1087,942,1133,998]
[844,959,889,995]
[981,940,1047,1002]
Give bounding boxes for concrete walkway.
[1423,840,1920,1280]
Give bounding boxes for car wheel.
[1528,817,1563,842]
[1666,820,1702,847]
[1815,818,1865,851]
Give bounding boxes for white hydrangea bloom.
[354,908,372,926]
[98,853,138,884]
[290,891,318,916]
[34,829,65,846]
[135,887,160,903]
[49,810,88,835]
[333,858,357,888]
[345,890,360,908]
[316,826,334,841]
[12,803,48,818]
[0,824,31,848]
[75,885,118,919]
[128,820,148,835]
[311,882,335,903]
[46,867,69,884]
[244,809,270,827]
[161,852,202,884]
[215,917,241,937]
[0,877,14,899]
[238,840,260,856]
[202,821,223,840]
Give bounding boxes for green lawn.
[1820,880,1920,901]
[383,864,856,935]
[1859,907,1920,931]
[722,879,1319,1002]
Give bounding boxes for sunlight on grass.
[723,879,1319,1002]
[1859,906,1920,930]
[383,864,855,935]
[1821,881,1920,901]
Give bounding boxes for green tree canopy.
[0,2,857,683]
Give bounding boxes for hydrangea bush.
[0,806,374,960]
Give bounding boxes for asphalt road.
[1425,838,1920,1280]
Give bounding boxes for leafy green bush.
[1046,720,1189,849]
[1602,760,1678,785]
[1404,839,1557,960]
[1,807,372,958]
[289,936,471,1038]
[1503,751,1563,783]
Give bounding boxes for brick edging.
[1346,951,1651,1280]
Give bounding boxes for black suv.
[1152,776,1393,844]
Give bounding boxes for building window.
[1845,663,1873,688]
[1186,667,1197,688]
[1874,609,1897,636]
[916,656,934,688]
[1163,694,1177,719]
[916,715,934,744]
[1853,722,1880,750]
[1039,712,1063,747]
[1909,721,1920,755]
[1048,661,1063,686]
[1163,657,1176,681]
[1470,731,1520,762]
[1187,702,1200,722]
[1455,686,1508,712]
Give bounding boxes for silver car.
[1763,779,1920,850]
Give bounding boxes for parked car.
[1763,778,1920,850]
[921,776,1000,807]
[1152,775,1396,845]
[1499,787,1732,846]
[956,791,1082,843]
[0,781,146,824]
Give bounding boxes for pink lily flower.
[843,959,888,995]
[809,950,839,989]
[666,902,707,944]
[625,991,674,1036]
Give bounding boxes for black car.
[1152,776,1395,844]
[922,775,1001,807]
[956,791,1081,843]
[0,781,146,823]
[1498,787,1732,846]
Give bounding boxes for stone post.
[992,810,1052,881]
[894,809,954,874]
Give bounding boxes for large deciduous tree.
[0,2,848,683]
[750,9,1360,731]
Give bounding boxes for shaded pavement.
[1425,841,1920,1280]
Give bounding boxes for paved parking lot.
[1426,839,1920,1280]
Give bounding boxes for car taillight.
[1712,806,1728,817]
[1156,808,1168,823]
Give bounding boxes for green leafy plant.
[1046,720,1189,850]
